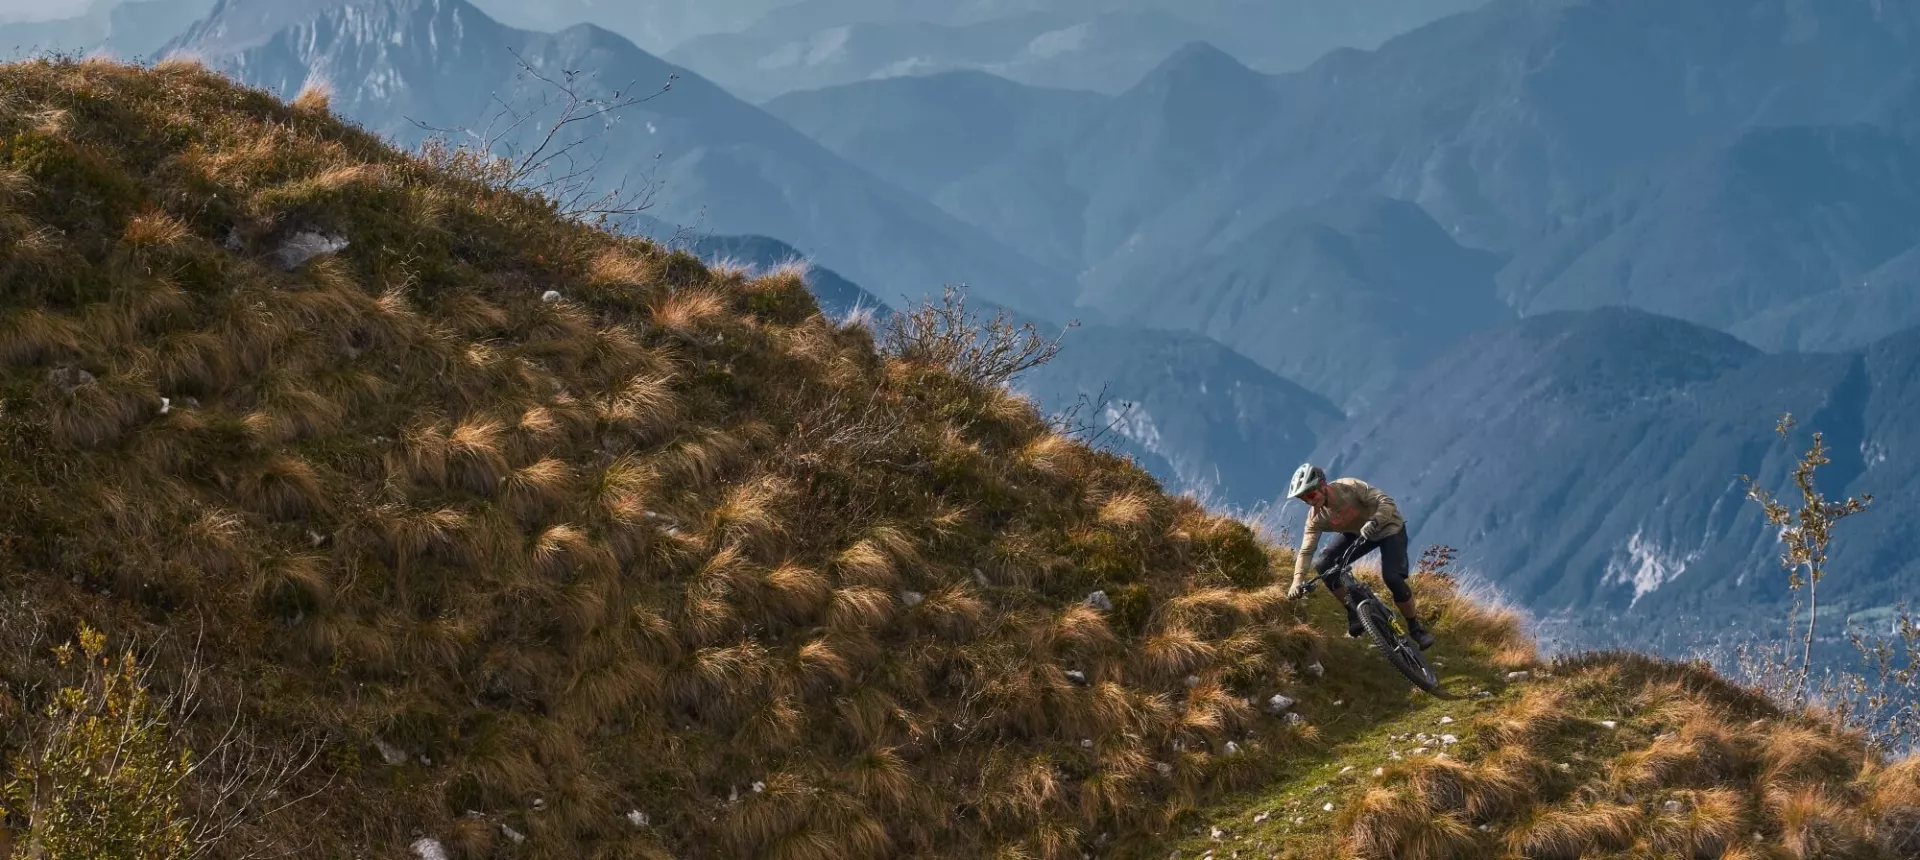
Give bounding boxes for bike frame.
[1299,540,1403,630]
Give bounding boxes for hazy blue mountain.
[464,0,793,54]
[1309,307,1920,654]
[2,0,213,60]
[1504,124,1920,349]
[936,41,1280,276]
[1018,324,1347,509]
[1,2,111,57]
[660,0,1488,99]
[1082,194,1511,411]
[763,70,1107,199]
[666,10,1204,102]
[1730,246,1920,352]
[166,0,1079,321]
[917,0,1920,370]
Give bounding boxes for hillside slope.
[0,56,1523,858]
[0,57,1913,860]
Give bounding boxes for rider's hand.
[1286,575,1310,600]
[1359,520,1384,542]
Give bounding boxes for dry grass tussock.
[0,57,1547,859]
[1337,651,1920,860]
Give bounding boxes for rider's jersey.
[1292,478,1405,578]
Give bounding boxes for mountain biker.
[1282,463,1435,650]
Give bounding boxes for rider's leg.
[1314,533,1367,637]
[1378,532,1434,648]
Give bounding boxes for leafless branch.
[409,48,677,227]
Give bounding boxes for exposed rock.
[409,838,448,860]
[1086,589,1113,611]
[541,289,563,303]
[47,365,96,394]
[274,231,348,270]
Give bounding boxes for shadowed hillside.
[0,56,1913,860]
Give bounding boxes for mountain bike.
[1292,541,1444,695]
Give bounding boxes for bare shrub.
[412,48,676,228]
[880,285,1075,389]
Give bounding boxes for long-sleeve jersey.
[1293,477,1406,578]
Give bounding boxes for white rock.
[1411,747,1430,756]
[1321,802,1335,812]
[1600,720,1619,729]
[47,366,96,394]
[375,739,407,766]
[1156,762,1174,776]
[1224,741,1241,756]
[409,838,448,860]
[1664,800,1684,814]
[1440,734,1459,745]
[752,781,766,793]
[541,289,563,303]
[1210,827,1226,840]
[501,824,526,844]
[159,396,172,415]
[275,231,348,270]
[1081,739,1094,748]
[1438,716,1455,725]
[1283,712,1304,725]
[1505,671,1531,681]
[626,810,649,827]
[1252,811,1270,825]
[1086,590,1113,611]
[900,590,924,607]
[1306,661,1324,677]
[1184,674,1201,689]
[1333,700,1345,707]
[1065,670,1088,685]
[1372,767,1385,777]
[1339,765,1354,774]
[1266,694,1296,715]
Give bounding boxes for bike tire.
[1357,599,1443,694]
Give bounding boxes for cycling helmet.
[1287,463,1327,500]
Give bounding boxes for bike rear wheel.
[1357,598,1442,693]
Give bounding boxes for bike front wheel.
[1357,598,1442,694]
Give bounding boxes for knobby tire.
[1358,598,1442,693]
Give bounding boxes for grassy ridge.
[0,57,1537,858]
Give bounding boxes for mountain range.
[660,0,1489,100]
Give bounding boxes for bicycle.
[1291,541,1444,695]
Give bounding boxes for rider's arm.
[1362,482,1402,531]
[1293,514,1323,578]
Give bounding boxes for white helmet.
[1287,463,1327,500]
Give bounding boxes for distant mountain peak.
[1130,39,1265,93]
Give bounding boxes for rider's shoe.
[1406,617,1436,651]
[1344,606,1365,638]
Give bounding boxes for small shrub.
[1,625,194,860]
[880,285,1073,389]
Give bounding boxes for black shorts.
[1313,529,1412,603]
